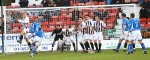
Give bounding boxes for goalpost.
[2,4,138,53]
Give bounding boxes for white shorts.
[120,31,128,40]
[93,32,103,41]
[79,34,86,43]
[23,28,29,34]
[63,36,74,42]
[128,30,142,41]
[85,34,93,40]
[23,28,29,38]
[32,36,42,46]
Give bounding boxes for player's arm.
[122,20,126,32]
[18,18,29,23]
[51,29,56,36]
[58,29,63,35]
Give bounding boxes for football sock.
[73,43,76,51]
[19,35,23,41]
[117,43,121,50]
[98,43,102,51]
[94,43,98,50]
[124,43,127,49]
[141,43,146,51]
[80,43,85,50]
[90,42,94,50]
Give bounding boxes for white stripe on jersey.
[80,21,86,35]
[85,19,94,34]
[94,20,106,32]
[63,28,74,37]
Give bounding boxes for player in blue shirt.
[29,17,44,57]
[113,13,130,52]
[127,13,147,55]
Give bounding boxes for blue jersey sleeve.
[128,19,133,32]
[122,18,129,31]
[29,22,36,34]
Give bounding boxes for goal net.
[2,4,138,53]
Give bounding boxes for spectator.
[106,0,112,4]
[140,7,149,18]
[33,4,37,8]
[19,0,29,8]
[93,9,101,20]
[112,0,124,4]
[41,0,50,7]
[54,0,61,6]
[138,0,144,5]
[72,10,80,21]
[141,0,150,9]
[84,0,89,3]
[61,0,70,6]
[78,0,84,3]
[78,0,89,3]
[93,0,104,2]
[85,0,93,5]
[49,0,56,7]
[101,10,108,20]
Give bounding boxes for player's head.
[95,16,100,22]
[85,14,90,20]
[22,12,27,18]
[130,13,135,18]
[56,24,61,29]
[121,13,126,19]
[66,25,69,30]
[78,17,83,21]
[35,17,39,22]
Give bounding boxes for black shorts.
[54,35,63,41]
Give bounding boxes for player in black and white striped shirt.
[84,15,94,53]
[93,16,106,53]
[78,17,87,53]
[61,25,76,52]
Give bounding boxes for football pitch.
[0,48,149,60]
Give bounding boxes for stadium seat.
[14,5,20,8]
[99,2,105,5]
[29,16,35,21]
[69,8,74,13]
[71,21,76,25]
[17,29,22,33]
[61,10,67,15]
[140,18,147,22]
[41,22,49,26]
[133,0,138,3]
[13,23,20,27]
[7,6,13,8]
[38,16,44,19]
[77,3,85,6]
[49,22,56,25]
[93,1,99,5]
[82,8,90,13]
[28,5,33,8]
[59,15,66,22]
[36,5,42,7]
[146,24,150,27]
[47,28,54,32]
[51,16,58,22]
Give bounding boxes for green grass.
[0,48,150,60]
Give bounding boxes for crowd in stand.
[17,0,145,8]
[140,0,150,18]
